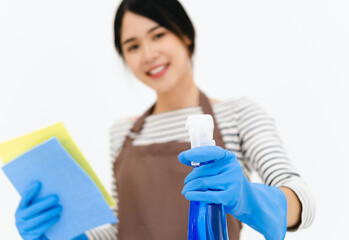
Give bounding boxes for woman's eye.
[127,45,139,52]
[153,33,165,40]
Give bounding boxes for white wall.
[0,0,348,239]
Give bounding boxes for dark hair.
[114,0,196,58]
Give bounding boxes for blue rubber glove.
[15,181,62,240]
[178,146,288,240]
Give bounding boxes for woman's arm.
[235,98,315,230]
[280,187,302,229]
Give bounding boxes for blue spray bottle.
[185,115,229,240]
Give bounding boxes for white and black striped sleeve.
[85,224,117,240]
[236,98,315,230]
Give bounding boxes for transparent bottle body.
[187,141,229,240]
[188,202,229,240]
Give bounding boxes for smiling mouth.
[146,63,170,78]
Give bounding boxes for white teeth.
[149,65,166,75]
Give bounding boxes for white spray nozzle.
[185,114,216,167]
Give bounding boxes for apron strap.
[131,105,155,134]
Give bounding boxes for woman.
[14,0,315,239]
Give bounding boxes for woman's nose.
[141,42,159,63]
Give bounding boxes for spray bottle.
[186,115,229,240]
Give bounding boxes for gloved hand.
[178,146,287,240]
[15,181,62,240]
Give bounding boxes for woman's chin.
[146,81,178,95]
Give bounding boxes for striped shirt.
[86,97,315,239]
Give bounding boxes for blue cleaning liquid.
[188,201,229,240]
[206,204,228,239]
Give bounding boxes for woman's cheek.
[125,57,141,76]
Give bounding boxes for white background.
[0,0,348,239]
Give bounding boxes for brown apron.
[113,91,241,240]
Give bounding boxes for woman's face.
[120,11,192,94]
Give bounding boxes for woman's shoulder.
[213,96,260,111]
[109,116,138,140]
[110,116,137,128]
[108,117,137,157]
[212,97,272,124]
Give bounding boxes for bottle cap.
[186,114,215,166]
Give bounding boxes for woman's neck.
[152,82,200,115]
